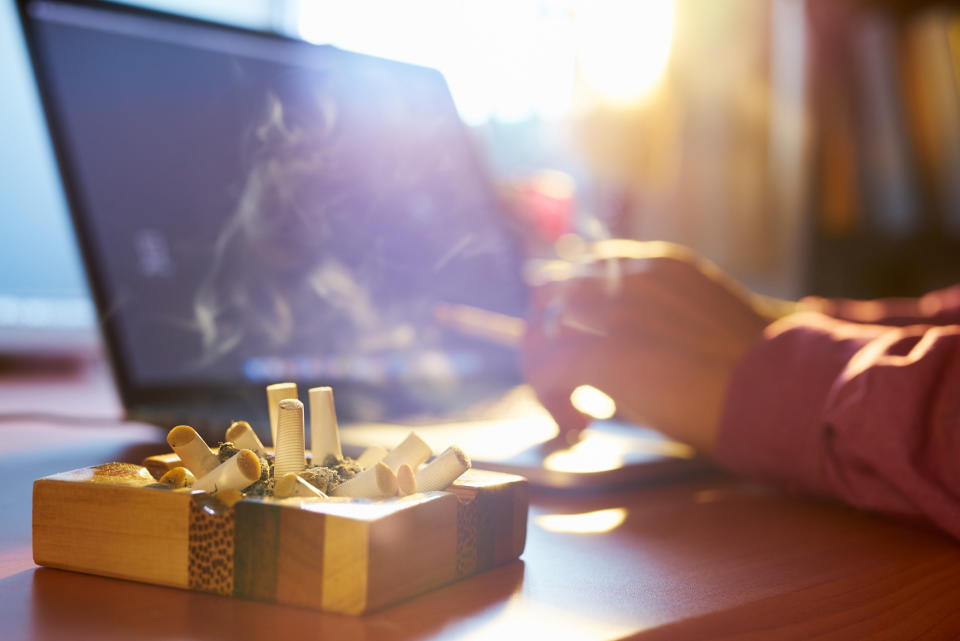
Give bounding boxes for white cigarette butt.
[167,425,220,477]
[225,420,266,458]
[275,472,328,499]
[266,382,298,447]
[355,445,388,470]
[397,463,417,496]
[415,446,471,492]
[193,449,261,493]
[309,387,342,465]
[274,398,306,479]
[381,432,432,471]
[331,461,397,498]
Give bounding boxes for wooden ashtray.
[33,457,527,614]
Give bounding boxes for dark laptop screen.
[24,1,526,409]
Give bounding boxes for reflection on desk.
[3,365,960,639]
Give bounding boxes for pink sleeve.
[802,284,960,327]
[715,311,960,539]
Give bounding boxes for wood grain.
[366,492,459,612]
[33,472,190,588]
[231,499,281,602]
[273,501,326,610]
[321,509,369,614]
[33,464,528,615]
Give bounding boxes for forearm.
[801,284,960,327]
[715,312,960,539]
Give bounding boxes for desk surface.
[2,362,960,640]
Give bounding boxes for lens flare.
[570,384,616,420]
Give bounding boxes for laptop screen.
[22,0,527,416]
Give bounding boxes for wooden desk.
[2,363,960,640]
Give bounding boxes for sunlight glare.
[570,384,616,420]
[536,508,627,534]
[576,0,675,104]
[543,432,624,473]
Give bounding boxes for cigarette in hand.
[192,449,261,494]
[167,425,220,478]
[433,302,524,348]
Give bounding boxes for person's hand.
[522,241,794,454]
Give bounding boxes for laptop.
[19,0,705,487]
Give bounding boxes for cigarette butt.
[309,386,342,464]
[381,432,432,471]
[356,445,388,470]
[167,425,220,477]
[225,420,266,458]
[215,488,244,507]
[158,466,196,488]
[415,446,470,492]
[397,463,417,496]
[433,302,524,348]
[274,398,306,479]
[266,382,298,447]
[193,449,261,493]
[275,472,328,499]
[331,461,397,498]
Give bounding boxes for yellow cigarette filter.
[158,466,196,488]
[414,446,470,493]
[192,449,261,493]
[166,425,219,477]
[274,398,306,479]
[215,488,244,507]
[266,382,298,447]
[225,420,266,458]
[275,472,328,499]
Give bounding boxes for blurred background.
[3,0,960,356]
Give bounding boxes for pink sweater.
[715,285,960,539]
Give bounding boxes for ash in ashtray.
[157,383,471,503]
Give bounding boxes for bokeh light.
[569,384,617,419]
[535,507,627,534]
[575,0,675,104]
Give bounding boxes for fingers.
[536,387,591,442]
[521,330,596,441]
[526,270,744,362]
[528,253,767,351]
